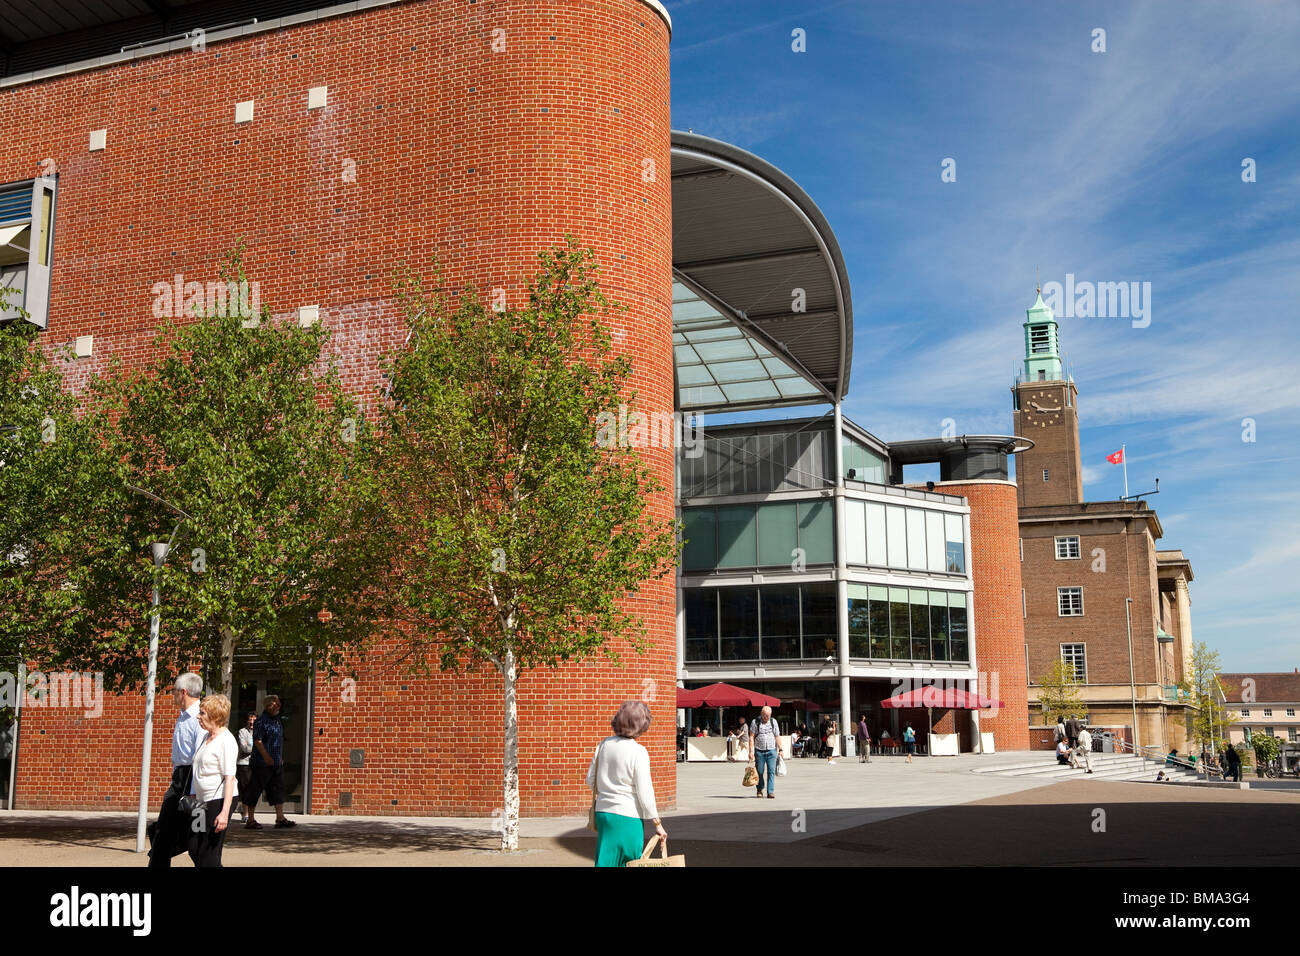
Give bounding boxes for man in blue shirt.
[148,671,206,867]
[241,695,294,829]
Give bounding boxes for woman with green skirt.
[586,701,667,867]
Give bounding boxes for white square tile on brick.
[234,100,254,124]
[89,129,107,151]
[307,86,328,110]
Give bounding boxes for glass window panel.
[716,504,757,568]
[949,595,968,661]
[801,583,838,659]
[681,508,716,571]
[930,590,950,662]
[711,358,768,384]
[859,448,885,484]
[676,364,714,386]
[945,514,965,573]
[775,377,822,398]
[910,588,931,660]
[848,597,870,658]
[718,587,758,661]
[684,589,717,662]
[694,338,756,362]
[869,587,890,658]
[760,585,801,660]
[720,380,780,403]
[906,508,927,570]
[845,500,866,564]
[889,586,910,659]
[756,502,799,568]
[886,505,907,568]
[926,511,946,572]
[865,503,887,565]
[797,499,834,565]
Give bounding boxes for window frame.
[1057,586,1084,617]
[0,175,57,330]
[1054,535,1081,560]
[1060,643,1087,682]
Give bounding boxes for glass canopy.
[673,281,824,411]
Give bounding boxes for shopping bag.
[775,755,787,777]
[742,764,759,788]
[625,835,685,868]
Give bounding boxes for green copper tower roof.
[1022,290,1063,382]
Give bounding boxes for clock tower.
[1012,291,1083,507]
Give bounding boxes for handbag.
[625,835,685,868]
[741,764,759,788]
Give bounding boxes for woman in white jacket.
[586,701,668,867]
[188,693,240,867]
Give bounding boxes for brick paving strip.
[2,758,1297,866]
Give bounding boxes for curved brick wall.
[937,480,1030,750]
[3,0,675,815]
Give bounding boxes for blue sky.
[666,0,1300,671]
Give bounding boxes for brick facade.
[4,0,677,815]
[1013,380,1082,508]
[936,480,1029,750]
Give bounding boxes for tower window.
[1038,370,1046,381]
[1043,468,1049,482]
[1029,324,1050,354]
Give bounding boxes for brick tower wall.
[939,480,1030,750]
[3,0,676,816]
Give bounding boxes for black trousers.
[148,765,193,868]
[187,798,230,868]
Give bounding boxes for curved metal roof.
[671,130,853,413]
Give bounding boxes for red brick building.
[2,0,676,816]
[1013,292,1196,752]
[0,0,1035,818]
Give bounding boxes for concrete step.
[971,753,1200,784]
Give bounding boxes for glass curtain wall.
[844,585,971,663]
[684,583,838,663]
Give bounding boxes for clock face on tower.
[1026,397,1062,427]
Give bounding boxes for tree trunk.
[219,626,236,699]
[501,647,520,851]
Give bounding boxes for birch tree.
[60,248,392,695]
[376,240,677,851]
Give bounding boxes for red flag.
[1106,448,1124,464]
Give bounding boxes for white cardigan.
[585,735,659,822]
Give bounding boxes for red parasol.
[676,682,782,709]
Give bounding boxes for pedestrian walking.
[1224,744,1242,782]
[903,723,917,763]
[823,718,838,765]
[1070,726,1093,773]
[1064,715,1080,750]
[856,714,872,763]
[235,711,255,823]
[147,672,206,867]
[241,695,295,829]
[188,693,239,867]
[751,706,781,797]
[585,701,666,867]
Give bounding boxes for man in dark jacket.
[1064,716,1080,750]
[1224,745,1242,782]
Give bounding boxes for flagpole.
[1122,443,1128,499]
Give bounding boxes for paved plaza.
[2,754,1297,866]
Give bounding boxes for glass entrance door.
[233,663,312,815]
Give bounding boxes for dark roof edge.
[669,129,854,401]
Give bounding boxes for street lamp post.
[127,486,192,854]
[1125,597,1139,762]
